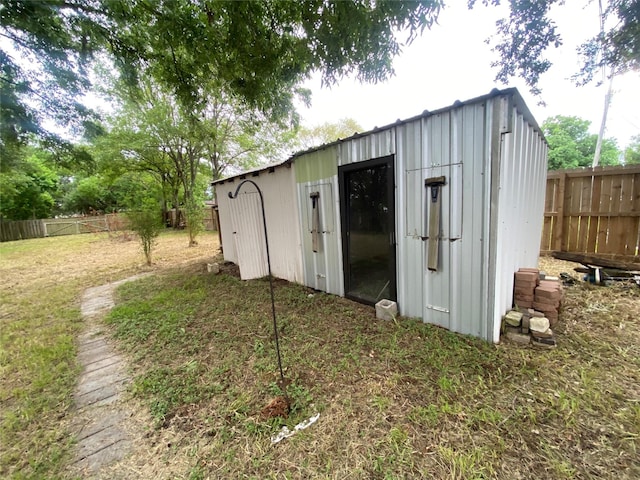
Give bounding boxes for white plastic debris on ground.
[270,413,320,444]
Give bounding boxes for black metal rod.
[228,180,287,398]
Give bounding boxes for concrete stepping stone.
[70,274,148,478]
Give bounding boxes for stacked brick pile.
[513,268,539,308]
[533,280,562,327]
[502,268,564,348]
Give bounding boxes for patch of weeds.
[372,395,392,413]
[245,420,272,436]
[287,382,313,415]
[368,426,414,478]
[436,446,494,479]
[550,390,580,426]
[540,441,577,479]
[408,404,440,427]
[187,463,206,480]
[468,406,503,428]
[133,363,223,426]
[437,375,458,392]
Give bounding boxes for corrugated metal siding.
[337,129,395,166]
[295,147,344,295]
[214,167,303,282]
[397,102,492,339]
[230,191,268,279]
[490,100,548,341]
[217,89,546,344]
[216,182,238,264]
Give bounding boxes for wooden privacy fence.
[1,209,218,242]
[541,165,640,258]
[0,214,128,242]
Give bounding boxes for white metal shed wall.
[215,166,303,282]
[489,99,548,342]
[295,147,344,295]
[291,90,545,342]
[337,128,396,166]
[395,101,494,339]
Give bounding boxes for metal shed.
[214,88,548,343]
[213,161,303,283]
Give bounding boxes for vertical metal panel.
[337,129,395,166]
[215,182,238,264]
[489,97,548,342]
[397,103,491,339]
[230,190,268,279]
[452,103,492,338]
[214,167,303,282]
[295,146,344,295]
[396,122,423,318]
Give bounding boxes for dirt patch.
[260,396,290,419]
[219,261,240,278]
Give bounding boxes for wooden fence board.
[542,165,640,259]
[586,174,601,252]
[1,210,218,243]
[0,219,44,242]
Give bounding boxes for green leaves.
[542,115,621,170]
[479,0,640,97]
[623,134,640,165]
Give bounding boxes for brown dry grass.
[0,230,219,479]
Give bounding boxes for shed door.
[229,191,268,280]
[302,183,335,292]
[421,163,462,329]
[339,155,396,304]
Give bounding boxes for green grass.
[0,231,218,478]
[104,266,640,478]
[2,233,639,478]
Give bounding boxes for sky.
[296,2,640,149]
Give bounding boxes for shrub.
[126,206,163,265]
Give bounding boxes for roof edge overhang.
[212,87,543,186]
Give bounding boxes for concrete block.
[505,331,531,345]
[207,262,220,274]
[529,316,550,333]
[375,299,397,321]
[504,310,523,326]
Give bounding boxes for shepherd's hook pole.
[228,180,287,398]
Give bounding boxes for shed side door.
[422,163,462,329]
[229,191,268,280]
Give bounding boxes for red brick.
[539,280,562,291]
[534,296,560,307]
[533,303,558,314]
[515,294,534,302]
[516,300,533,308]
[514,280,537,290]
[534,286,561,299]
[514,286,535,296]
[518,267,540,274]
[515,271,538,283]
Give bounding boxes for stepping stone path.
[70,275,149,478]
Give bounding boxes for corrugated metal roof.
[212,87,543,186]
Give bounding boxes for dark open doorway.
[339,155,396,305]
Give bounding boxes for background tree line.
[1,0,638,229]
